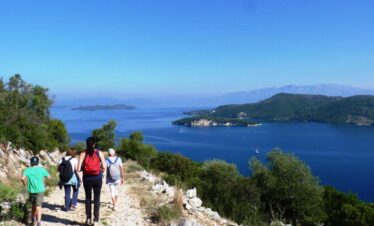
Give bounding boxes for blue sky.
[1,0,373,98]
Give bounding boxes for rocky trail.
[37,161,161,226]
[41,179,151,226]
[0,147,238,226]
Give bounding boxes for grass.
[157,204,182,226]
[44,164,59,196]
[173,188,184,214]
[125,160,144,173]
[124,160,184,225]
[0,183,18,202]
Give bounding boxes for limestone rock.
[188,197,202,208]
[178,219,202,226]
[186,187,197,198]
[166,186,175,197]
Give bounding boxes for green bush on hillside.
[92,120,116,151]
[118,131,157,169]
[250,150,326,225]
[150,152,201,188]
[0,183,18,202]
[199,160,262,223]
[323,186,374,226]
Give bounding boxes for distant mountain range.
[71,104,136,111]
[181,93,374,125]
[217,84,374,105]
[53,84,374,108]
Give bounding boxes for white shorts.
[108,180,120,198]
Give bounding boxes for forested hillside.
[0,74,69,152]
[187,93,374,125]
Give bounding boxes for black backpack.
[58,157,74,183]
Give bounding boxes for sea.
[51,106,374,202]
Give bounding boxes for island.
[181,93,374,126]
[172,117,260,127]
[71,104,136,111]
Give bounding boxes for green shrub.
[0,183,30,223]
[199,159,261,223]
[48,119,70,150]
[126,161,144,172]
[71,141,86,153]
[250,150,326,225]
[92,120,116,151]
[0,183,18,202]
[151,152,201,188]
[9,202,30,222]
[323,186,374,226]
[118,132,157,169]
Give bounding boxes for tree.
[323,186,374,226]
[92,120,117,151]
[71,142,86,153]
[250,150,326,225]
[200,160,240,209]
[150,152,202,188]
[48,119,69,150]
[0,74,68,152]
[118,131,157,169]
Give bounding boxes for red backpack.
[83,149,101,176]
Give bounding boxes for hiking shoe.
[85,219,93,225]
[36,222,42,226]
[93,220,99,226]
[31,218,36,226]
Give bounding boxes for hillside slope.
[0,147,238,226]
[184,93,374,125]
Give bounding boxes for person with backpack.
[21,156,50,226]
[77,137,106,226]
[58,148,81,211]
[105,148,124,211]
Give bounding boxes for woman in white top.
[58,149,81,211]
[105,148,124,211]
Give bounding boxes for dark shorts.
[29,192,44,206]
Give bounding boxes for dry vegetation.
[124,160,183,225]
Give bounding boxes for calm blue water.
[51,107,374,202]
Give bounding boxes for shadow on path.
[42,214,82,225]
[43,202,63,211]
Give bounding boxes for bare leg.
[32,206,37,221]
[36,206,42,222]
[114,196,118,206]
[111,197,116,206]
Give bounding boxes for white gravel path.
[41,181,152,226]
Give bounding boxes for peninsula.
[181,93,374,126]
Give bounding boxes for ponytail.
[86,137,96,155]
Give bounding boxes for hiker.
[21,156,51,226]
[105,148,124,211]
[58,148,81,211]
[77,137,106,226]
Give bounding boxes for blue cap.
[30,156,39,166]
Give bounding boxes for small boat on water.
[255,146,259,154]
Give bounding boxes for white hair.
[108,148,116,156]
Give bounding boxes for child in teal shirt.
[22,156,50,226]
